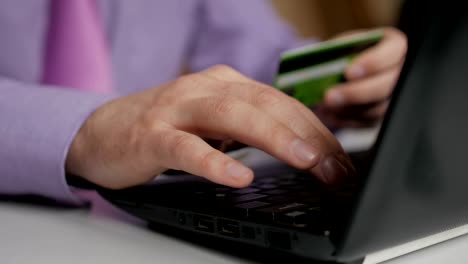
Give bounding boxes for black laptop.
[96,1,468,263]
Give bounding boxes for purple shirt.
[0,0,306,204]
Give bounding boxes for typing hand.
[316,27,408,129]
[66,65,354,190]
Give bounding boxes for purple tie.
[42,0,113,92]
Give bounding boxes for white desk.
[0,201,246,264]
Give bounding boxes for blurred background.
[268,0,406,151]
[271,0,404,39]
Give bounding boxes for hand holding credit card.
[274,30,384,107]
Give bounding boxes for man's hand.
[66,66,354,190]
[316,27,408,129]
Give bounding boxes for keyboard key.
[251,203,308,221]
[231,188,260,195]
[276,211,308,225]
[215,193,228,199]
[265,195,295,204]
[257,184,278,190]
[230,193,267,203]
[306,206,321,213]
[275,203,308,212]
[257,178,279,184]
[277,174,297,180]
[236,201,271,209]
[234,201,271,217]
[277,206,321,225]
[261,189,289,196]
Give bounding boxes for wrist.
[65,121,88,179]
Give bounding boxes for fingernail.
[336,152,357,175]
[226,162,251,181]
[291,139,318,163]
[320,154,349,184]
[328,90,345,107]
[348,65,366,79]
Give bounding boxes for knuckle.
[215,81,234,93]
[128,124,148,156]
[210,96,239,116]
[268,122,290,143]
[199,150,222,174]
[173,75,193,88]
[387,27,406,40]
[288,116,308,136]
[336,85,357,102]
[388,28,408,54]
[303,133,323,148]
[209,64,236,74]
[305,129,341,152]
[254,88,282,107]
[171,74,202,94]
[170,79,191,95]
[399,35,408,56]
[142,109,167,131]
[363,57,380,73]
[169,133,195,157]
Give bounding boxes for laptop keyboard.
[107,171,359,234]
[200,174,321,221]
[149,172,356,231]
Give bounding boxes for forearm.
[0,78,117,205]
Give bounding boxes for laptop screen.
[336,0,468,260]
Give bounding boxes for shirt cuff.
[0,79,119,205]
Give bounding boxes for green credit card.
[274,29,384,107]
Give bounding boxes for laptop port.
[193,215,214,233]
[217,219,240,238]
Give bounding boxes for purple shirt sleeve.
[189,0,310,85]
[0,78,116,205]
[0,1,316,205]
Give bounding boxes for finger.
[154,129,253,188]
[330,119,379,129]
[320,101,389,128]
[324,67,400,108]
[242,87,355,184]
[345,101,390,121]
[201,67,341,150]
[185,96,354,183]
[180,96,322,168]
[361,100,390,120]
[220,82,343,152]
[326,100,389,119]
[200,66,354,183]
[346,28,407,80]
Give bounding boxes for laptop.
[95,0,468,263]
